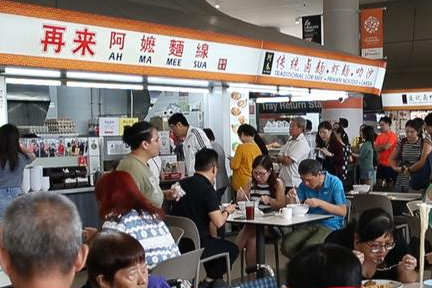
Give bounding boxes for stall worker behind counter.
[325,208,417,283]
[282,159,347,259]
[117,121,178,208]
[168,113,212,177]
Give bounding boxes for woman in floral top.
[95,170,180,269]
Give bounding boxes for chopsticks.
[238,187,250,201]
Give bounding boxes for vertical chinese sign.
[302,15,322,45]
[360,8,384,59]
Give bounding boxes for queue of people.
[4,111,432,288]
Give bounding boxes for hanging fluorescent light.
[6,77,61,86]
[5,67,61,78]
[147,77,209,87]
[256,97,290,103]
[291,90,348,102]
[228,83,278,93]
[66,81,143,90]
[147,85,210,94]
[66,71,143,83]
[278,86,309,95]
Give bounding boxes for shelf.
[259,132,290,135]
[35,133,79,138]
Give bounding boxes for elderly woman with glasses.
[236,155,285,278]
[325,208,417,283]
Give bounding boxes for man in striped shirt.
[169,113,212,176]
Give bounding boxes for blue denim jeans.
[0,187,21,220]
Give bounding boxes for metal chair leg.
[273,241,280,286]
[240,248,245,281]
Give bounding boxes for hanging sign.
[360,8,384,59]
[382,89,432,110]
[258,101,321,114]
[302,15,322,45]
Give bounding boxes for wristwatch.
[222,210,230,217]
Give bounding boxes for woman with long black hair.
[315,121,344,181]
[0,124,35,218]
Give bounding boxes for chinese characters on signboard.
[0,12,385,94]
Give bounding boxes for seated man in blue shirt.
[281,159,347,259]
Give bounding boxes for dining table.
[346,191,422,202]
[227,211,332,277]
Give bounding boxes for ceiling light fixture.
[5,67,61,78]
[5,77,61,86]
[147,77,209,87]
[295,17,300,25]
[215,0,221,9]
[227,83,278,94]
[147,85,210,93]
[66,81,144,90]
[66,71,143,83]
[256,97,290,103]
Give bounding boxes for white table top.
[346,191,422,202]
[227,211,332,227]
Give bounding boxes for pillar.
[323,0,359,55]
[322,0,362,141]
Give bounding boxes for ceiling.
[204,0,395,36]
[204,0,432,89]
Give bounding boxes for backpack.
[410,152,432,190]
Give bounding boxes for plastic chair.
[151,248,204,283]
[406,200,424,217]
[352,194,409,241]
[164,215,232,288]
[169,226,185,245]
[351,194,394,220]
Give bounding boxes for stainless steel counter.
[49,186,94,195]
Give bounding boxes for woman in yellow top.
[230,124,267,192]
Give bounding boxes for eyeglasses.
[366,241,396,253]
[253,170,269,177]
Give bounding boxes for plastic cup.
[279,207,292,219]
[246,201,255,220]
[238,201,246,212]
